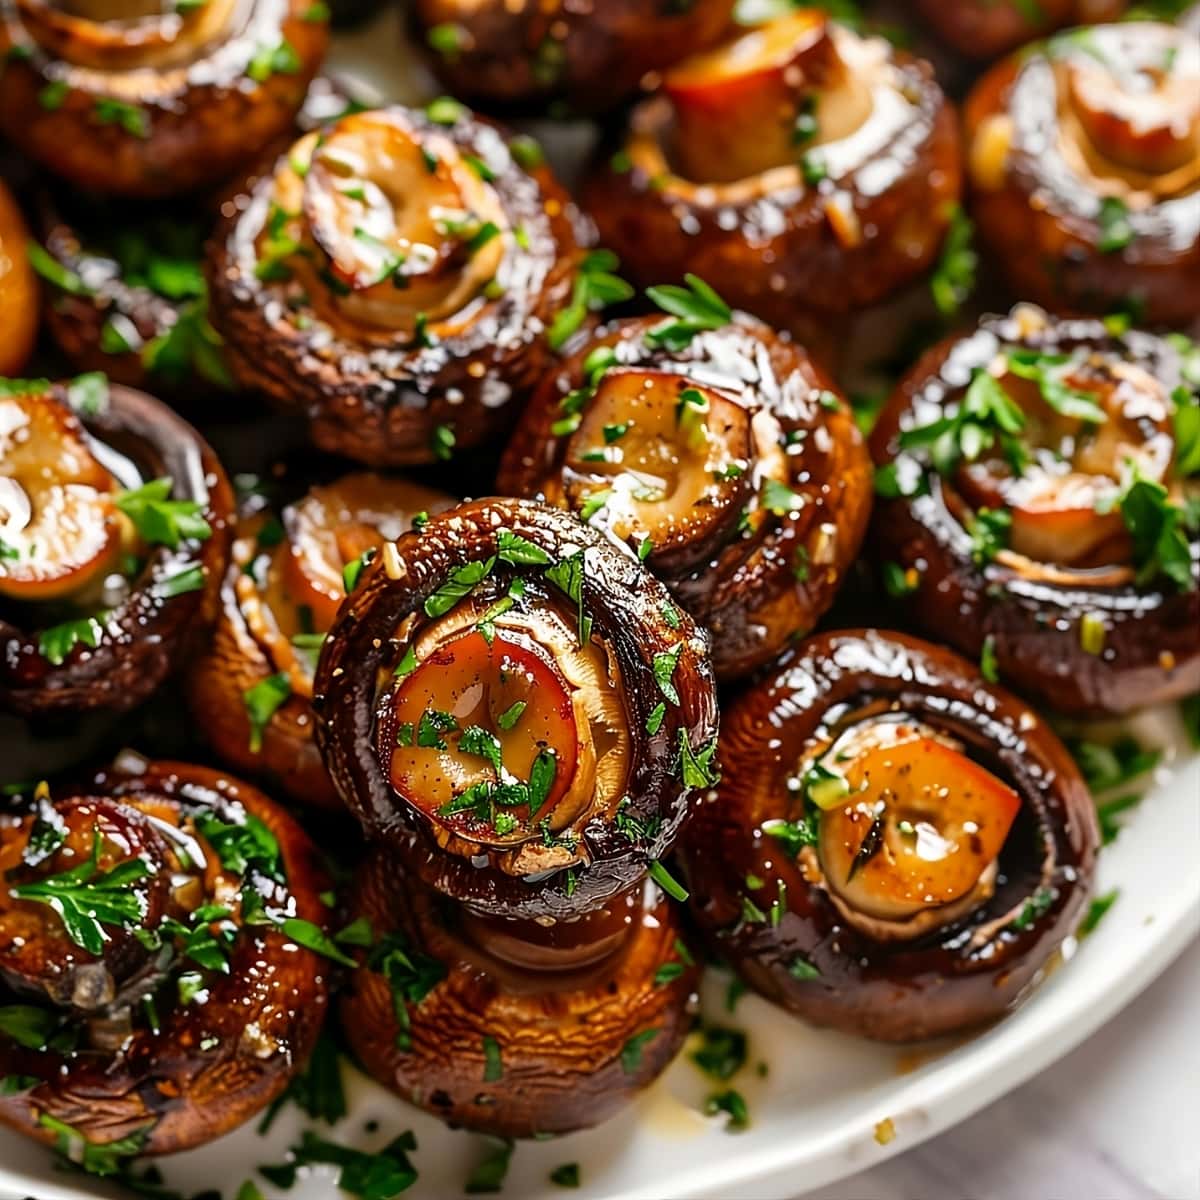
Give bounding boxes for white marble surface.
[802,940,1200,1200]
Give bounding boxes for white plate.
[3,10,1199,1199]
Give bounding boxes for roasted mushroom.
[338,849,700,1136]
[870,305,1199,715]
[0,376,233,718]
[313,496,714,1133]
[680,629,1099,1042]
[0,0,328,197]
[965,21,1200,325]
[207,103,580,466]
[497,305,873,681]
[581,10,961,335]
[911,0,1126,61]
[0,756,331,1162]
[0,179,37,378]
[313,496,720,918]
[187,472,453,810]
[412,0,736,112]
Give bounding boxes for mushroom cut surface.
[0,0,329,196]
[582,9,961,334]
[0,757,331,1158]
[870,305,1199,715]
[0,376,232,718]
[313,496,720,921]
[680,629,1099,1042]
[187,471,453,810]
[498,307,873,681]
[965,20,1200,324]
[207,102,581,467]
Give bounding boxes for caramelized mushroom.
[965,21,1200,324]
[0,377,233,717]
[870,305,1199,715]
[26,76,371,391]
[312,496,720,920]
[680,629,1098,1042]
[186,472,453,810]
[0,757,331,1159]
[912,0,1126,61]
[0,179,37,377]
[497,311,873,681]
[0,0,329,197]
[338,849,700,1136]
[412,0,736,112]
[581,10,961,334]
[207,103,580,466]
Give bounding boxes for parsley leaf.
[243,672,291,752]
[548,250,634,350]
[115,477,212,548]
[644,274,731,350]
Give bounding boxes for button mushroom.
[581,10,961,336]
[186,472,452,809]
[680,630,1099,1042]
[498,311,874,681]
[870,305,1200,715]
[965,20,1200,324]
[0,0,329,196]
[207,103,580,466]
[0,759,331,1158]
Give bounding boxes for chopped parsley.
[644,274,731,351]
[38,613,108,666]
[929,205,977,317]
[115,477,212,548]
[243,672,291,752]
[690,1024,746,1081]
[548,249,634,350]
[1078,889,1119,938]
[620,1028,660,1074]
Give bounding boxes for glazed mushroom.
[0,376,233,718]
[26,76,373,391]
[0,756,331,1162]
[911,0,1126,61]
[314,496,714,1133]
[581,10,961,335]
[313,496,720,918]
[870,305,1199,715]
[412,0,736,112]
[0,0,328,198]
[680,629,1099,1042]
[965,21,1200,325]
[0,179,37,378]
[497,304,873,681]
[186,472,453,810]
[207,102,580,466]
[338,848,700,1136]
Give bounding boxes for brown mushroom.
[0,377,233,718]
[870,305,1199,715]
[25,75,373,393]
[0,179,37,378]
[581,10,961,336]
[412,0,736,112]
[0,756,331,1161]
[0,0,328,197]
[312,496,720,921]
[338,849,700,1136]
[911,0,1126,61]
[498,310,873,681]
[965,21,1200,324]
[680,629,1099,1042]
[186,471,454,810]
[207,103,581,466]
